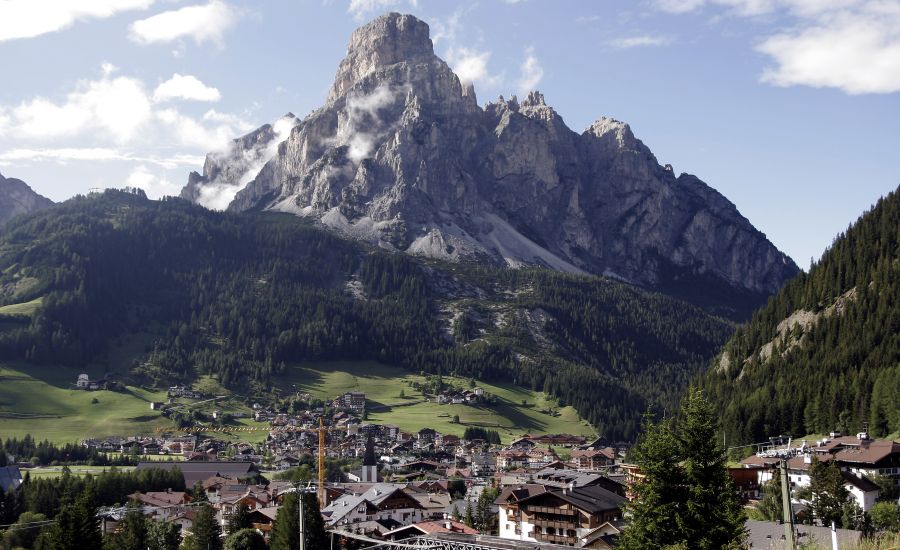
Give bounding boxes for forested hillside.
[702,185,900,444]
[0,190,735,440]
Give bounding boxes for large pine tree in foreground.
[620,389,745,550]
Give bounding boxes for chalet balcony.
[533,518,577,530]
[534,532,577,544]
[525,506,576,516]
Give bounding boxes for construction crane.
[318,417,325,507]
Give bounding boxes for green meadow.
[0,362,171,443]
[0,358,594,445]
[281,360,596,443]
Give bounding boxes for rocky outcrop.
[181,12,799,303]
[0,172,53,228]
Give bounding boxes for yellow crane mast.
[318,416,325,507]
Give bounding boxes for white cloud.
[0,148,203,168]
[129,1,237,47]
[611,35,673,49]
[446,47,504,90]
[0,0,153,42]
[517,46,544,94]
[654,0,900,95]
[153,74,222,102]
[655,0,707,13]
[347,0,415,21]
[11,74,153,142]
[194,114,298,210]
[2,64,251,153]
[338,84,399,164]
[126,165,182,198]
[0,109,10,133]
[758,5,900,94]
[430,9,464,45]
[156,108,251,151]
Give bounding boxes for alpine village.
[0,6,897,550]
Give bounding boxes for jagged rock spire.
[180,12,799,304]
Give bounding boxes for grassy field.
[0,296,43,316]
[0,358,595,445]
[0,362,173,443]
[22,465,136,479]
[280,361,596,443]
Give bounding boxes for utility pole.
[298,490,306,550]
[779,458,795,550]
[754,436,799,550]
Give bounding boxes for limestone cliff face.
[0,172,53,228]
[181,12,798,301]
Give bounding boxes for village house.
[129,490,191,522]
[333,391,366,412]
[571,447,616,471]
[495,481,626,546]
[321,484,426,528]
[384,519,477,540]
[75,373,108,390]
[737,434,896,512]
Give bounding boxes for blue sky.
[0,0,898,266]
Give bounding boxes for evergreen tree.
[41,487,101,550]
[618,416,686,549]
[147,520,181,550]
[752,480,783,521]
[269,493,328,550]
[869,502,900,532]
[678,390,745,549]
[809,459,848,527]
[463,500,475,529]
[301,493,328,550]
[191,481,208,503]
[1,511,48,549]
[223,528,267,550]
[108,503,148,550]
[227,504,251,534]
[181,504,222,550]
[451,503,461,521]
[269,493,298,550]
[620,390,745,550]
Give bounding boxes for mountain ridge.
[0,189,737,441]
[0,171,54,228]
[701,184,900,443]
[180,12,799,317]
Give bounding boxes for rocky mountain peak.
[180,12,800,314]
[0,171,54,228]
[327,12,435,104]
[586,116,634,144]
[521,90,546,108]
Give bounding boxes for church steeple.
[361,434,378,482]
[363,434,376,466]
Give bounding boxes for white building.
[321,484,425,528]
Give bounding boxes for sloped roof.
[549,485,626,514]
[0,466,22,492]
[841,471,881,493]
[494,484,546,505]
[323,483,424,524]
[135,461,255,486]
[834,440,900,465]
